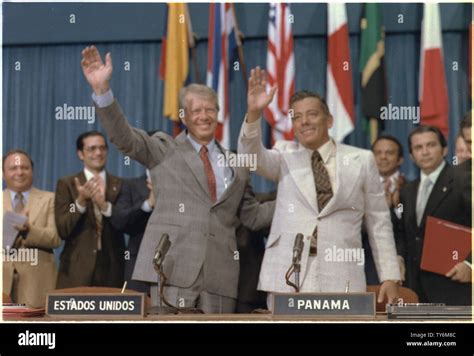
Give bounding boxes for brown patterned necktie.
[312,150,333,211]
[200,146,217,203]
[92,175,105,251]
[310,150,333,255]
[14,192,25,213]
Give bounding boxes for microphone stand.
[148,248,204,315]
[148,264,179,315]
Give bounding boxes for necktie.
[416,177,433,226]
[312,150,333,211]
[310,150,334,255]
[14,192,25,213]
[92,175,105,251]
[200,146,217,203]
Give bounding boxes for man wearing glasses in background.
[54,131,125,289]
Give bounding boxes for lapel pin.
[442,187,447,192]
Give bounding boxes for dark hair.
[408,125,447,153]
[76,131,108,151]
[460,111,472,131]
[372,135,404,159]
[289,91,330,115]
[2,149,34,171]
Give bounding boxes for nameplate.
[46,293,145,318]
[273,293,375,317]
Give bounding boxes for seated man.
[3,149,61,307]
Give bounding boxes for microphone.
[292,233,304,264]
[153,233,171,272]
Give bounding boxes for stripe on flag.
[327,3,355,142]
[264,3,295,145]
[419,3,449,138]
[206,3,238,149]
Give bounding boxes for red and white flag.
[207,3,239,149]
[265,3,295,144]
[419,3,449,138]
[327,3,355,142]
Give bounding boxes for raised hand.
[247,67,277,122]
[81,45,113,95]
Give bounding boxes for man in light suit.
[80,46,274,313]
[239,68,400,307]
[3,150,61,307]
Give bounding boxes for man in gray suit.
[80,46,274,313]
[239,68,400,308]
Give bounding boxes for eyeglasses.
[189,107,218,116]
[83,145,107,153]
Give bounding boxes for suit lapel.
[421,164,452,226]
[24,187,43,224]
[176,132,213,202]
[3,189,13,212]
[105,172,121,203]
[213,143,239,205]
[319,144,362,217]
[286,145,318,213]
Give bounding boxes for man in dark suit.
[110,174,153,294]
[55,131,125,288]
[235,191,276,313]
[363,135,406,285]
[459,111,472,174]
[398,125,471,305]
[80,46,274,313]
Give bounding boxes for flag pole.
[230,4,248,89]
[185,5,202,84]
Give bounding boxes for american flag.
[265,3,295,144]
[207,3,239,149]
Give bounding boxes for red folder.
[420,216,472,275]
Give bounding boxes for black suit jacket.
[55,171,125,288]
[397,163,471,305]
[110,175,152,294]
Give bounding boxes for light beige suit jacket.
[3,188,61,307]
[239,119,400,293]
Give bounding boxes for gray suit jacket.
[96,100,275,299]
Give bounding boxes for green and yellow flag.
[359,3,387,144]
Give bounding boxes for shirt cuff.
[92,89,114,108]
[141,199,153,213]
[463,260,472,268]
[75,200,87,214]
[101,202,112,217]
[242,116,261,138]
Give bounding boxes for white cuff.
[75,200,87,214]
[101,202,112,217]
[242,116,261,138]
[92,89,114,108]
[141,199,153,213]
